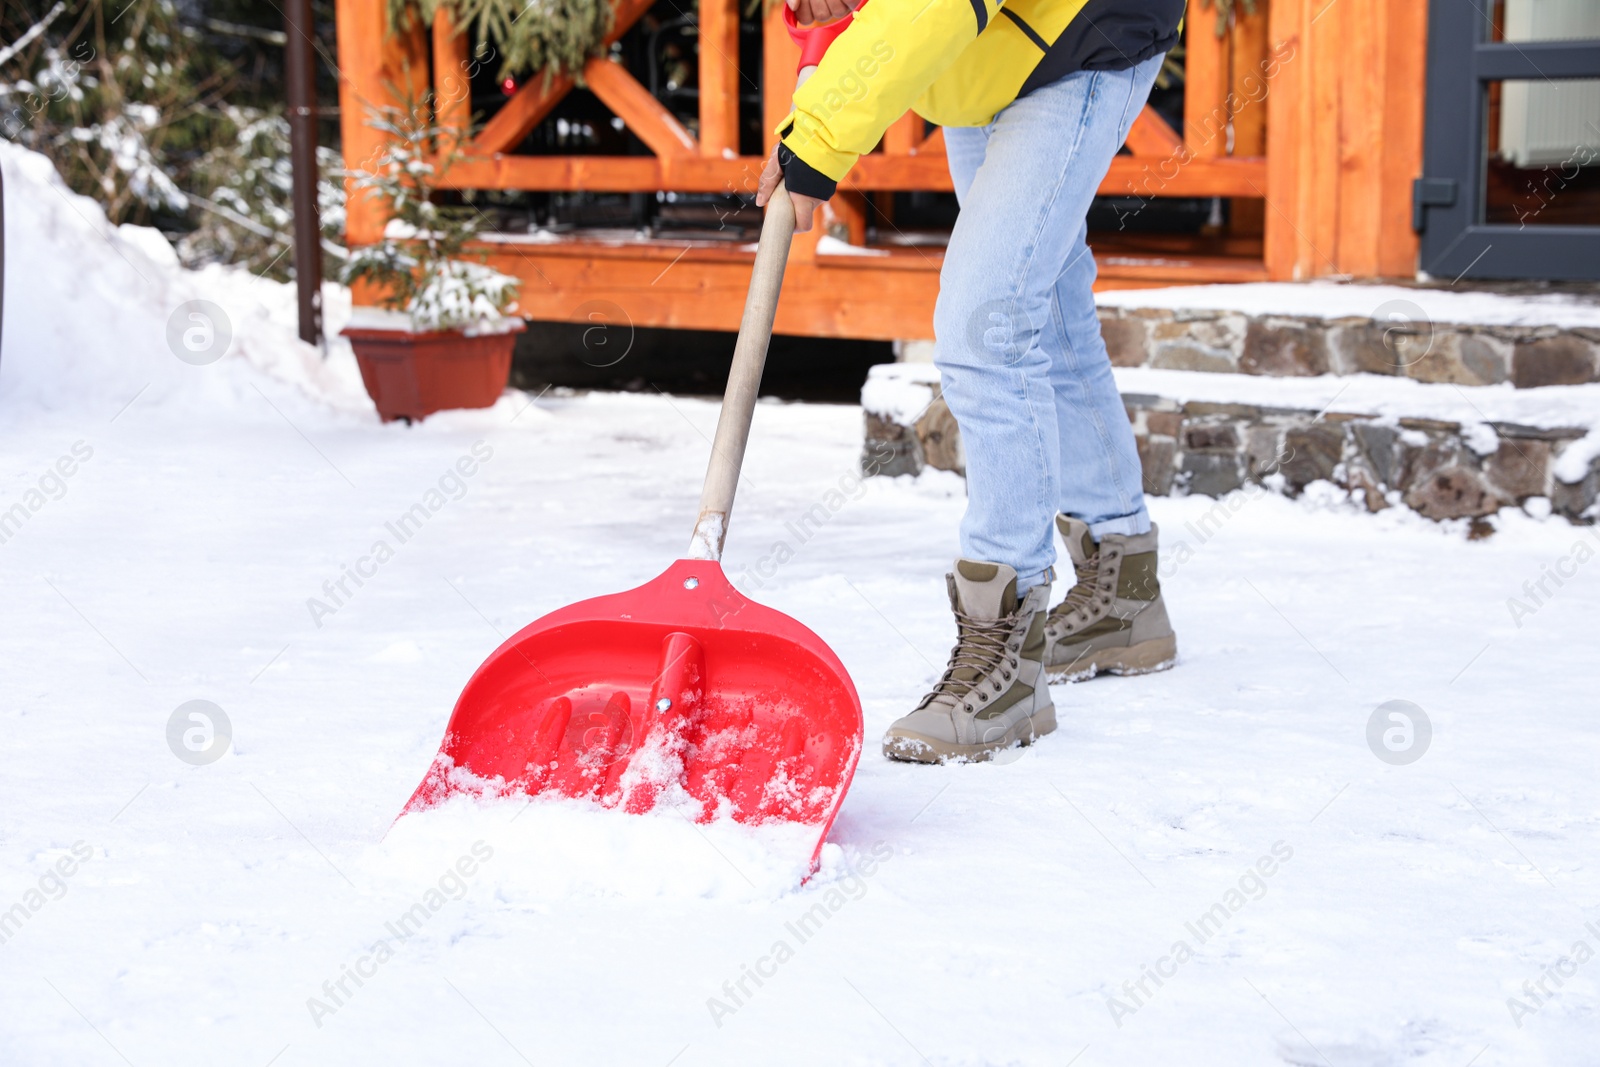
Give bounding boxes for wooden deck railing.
[335,0,1428,335]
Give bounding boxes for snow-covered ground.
[4,144,1599,1067]
[1095,281,1600,331]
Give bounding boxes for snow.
[866,357,1600,439]
[815,234,890,257]
[1096,281,1600,331]
[1552,430,1600,484]
[4,143,1600,1065]
[1109,365,1600,437]
[861,361,941,424]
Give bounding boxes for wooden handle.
[687,182,796,560]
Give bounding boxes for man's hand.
[755,144,823,233]
[787,0,857,26]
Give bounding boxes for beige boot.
[882,559,1056,764]
[1044,516,1178,682]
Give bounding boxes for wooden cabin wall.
[1265,0,1429,280]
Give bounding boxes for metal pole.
[285,0,323,348]
[1,163,7,368]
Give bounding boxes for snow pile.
[860,360,940,423]
[1109,365,1600,433]
[373,794,830,903]
[407,259,521,335]
[1096,280,1600,330]
[0,141,370,420]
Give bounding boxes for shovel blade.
[404,561,862,863]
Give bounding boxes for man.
[758,0,1183,763]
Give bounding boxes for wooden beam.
[585,57,699,157]
[439,152,1268,197]
[336,0,427,246]
[1264,0,1306,279]
[698,0,741,157]
[473,239,941,339]
[1124,105,1184,157]
[469,0,657,155]
[883,111,924,156]
[1099,155,1269,198]
[1094,253,1271,287]
[1183,0,1230,158]
[763,1,801,157]
[1378,0,1426,276]
[1230,6,1269,158]
[432,6,471,158]
[1307,0,1341,273]
[466,235,1267,339]
[448,155,665,191]
[822,191,870,245]
[1227,1,1269,238]
[1337,0,1383,277]
[471,74,568,157]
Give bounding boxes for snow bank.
[1111,365,1600,432]
[0,141,370,420]
[860,360,940,423]
[1096,280,1600,330]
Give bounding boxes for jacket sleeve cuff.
[777,142,838,201]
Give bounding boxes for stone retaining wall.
[863,373,1600,523]
[1097,306,1600,389]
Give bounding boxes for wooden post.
[1184,0,1229,159]
[335,0,427,249]
[1262,0,1426,280]
[758,2,812,231]
[1377,0,1427,277]
[1264,0,1307,279]
[699,0,741,157]
[1228,2,1268,238]
[763,2,801,160]
[822,191,868,245]
[883,112,923,156]
[433,5,472,157]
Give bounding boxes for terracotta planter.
[342,321,524,422]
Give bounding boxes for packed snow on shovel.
[375,786,848,902]
[398,559,864,873]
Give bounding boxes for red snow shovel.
[402,185,864,866]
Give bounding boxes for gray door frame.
[1418,0,1600,281]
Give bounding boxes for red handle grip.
[783,2,864,75]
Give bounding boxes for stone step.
[860,363,1600,523]
[1092,282,1600,389]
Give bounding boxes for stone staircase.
[861,288,1600,524]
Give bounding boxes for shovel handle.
[687,181,796,561]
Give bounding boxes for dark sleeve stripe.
[967,0,988,34]
[776,142,838,201]
[999,8,1048,51]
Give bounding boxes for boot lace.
[928,611,1020,703]
[1049,555,1103,622]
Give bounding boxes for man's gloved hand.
[787,0,856,26]
[755,143,824,232]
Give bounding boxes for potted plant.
[341,104,523,422]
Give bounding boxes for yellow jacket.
[776,0,1184,199]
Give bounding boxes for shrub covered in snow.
[342,104,520,334]
[1,2,347,281]
[176,105,346,280]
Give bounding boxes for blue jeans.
[937,54,1163,592]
